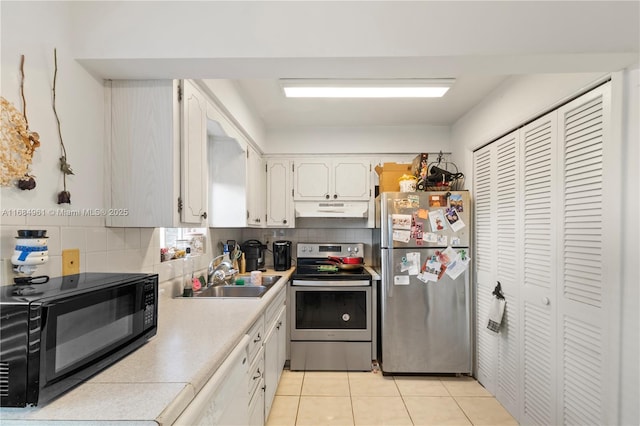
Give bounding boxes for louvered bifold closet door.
[494,132,520,418]
[520,112,558,426]
[557,83,614,426]
[473,144,498,393]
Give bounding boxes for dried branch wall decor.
[52,48,73,204]
[0,55,41,188]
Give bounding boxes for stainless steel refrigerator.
[374,191,472,374]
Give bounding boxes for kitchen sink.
[179,275,282,298]
[198,285,268,298]
[236,274,282,286]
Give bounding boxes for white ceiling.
[233,76,508,127]
[68,1,639,129]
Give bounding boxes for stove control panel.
[297,243,365,258]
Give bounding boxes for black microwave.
[0,272,158,407]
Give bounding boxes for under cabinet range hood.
[294,201,369,218]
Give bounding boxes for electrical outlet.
[62,249,80,276]
[262,234,271,246]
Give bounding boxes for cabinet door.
[263,319,279,420]
[247,146,266,227]
[333,160,371,200]
[293,159,332,200]
[275,306,287,384]
[174,335,249,426]
[108,80,175,227]
[267,159,293,227]
[180,80,208,224]
[248,383,265,426]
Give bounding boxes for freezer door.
[380,247,471,374]
[378,191,470,248]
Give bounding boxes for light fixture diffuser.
[280,79,455,98]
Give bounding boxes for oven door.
[290,284,371,341]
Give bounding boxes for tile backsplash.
[0,216,374,289]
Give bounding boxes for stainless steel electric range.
[289,243,373,371]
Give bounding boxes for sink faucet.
[207,255,237,286]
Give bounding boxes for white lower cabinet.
[253,286,287,425]
[177,286,287,425]
[264,305,286,417]
[174,335,250,426]
[248,379,265,426]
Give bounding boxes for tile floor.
[266,370,518,426]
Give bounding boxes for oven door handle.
[292,280,371,287]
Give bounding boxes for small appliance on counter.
[11,229,49,285]
[273,240,292,271]
[241,239,267,272]
[0,272,158,407]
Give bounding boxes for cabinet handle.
[542,297,550,306]
[253,368,262,380]
[254,333,261,343]
[277,321,282,329]
[333,194,338,199]
[283,219,287,224]
[325,194,330,199]
[201,212,207,220]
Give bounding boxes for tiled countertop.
[0,268,294,425]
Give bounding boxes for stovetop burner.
[292,243,371,281]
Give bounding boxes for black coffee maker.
[273,240,292,271]
[241,239,267,272]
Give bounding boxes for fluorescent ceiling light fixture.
[280,79,455,98]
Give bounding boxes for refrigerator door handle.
[381,248,393,298]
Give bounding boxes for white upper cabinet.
[181,80,209,224]
[293,159,371,201]
[247,145,266,227]
[106,80,207,227]
[266,158,293,228]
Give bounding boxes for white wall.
[450,72,607,186]
[1,1,104,212]
[267,125,449,155]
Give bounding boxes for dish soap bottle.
[222,243,231,263]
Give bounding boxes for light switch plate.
[62,249,80,276]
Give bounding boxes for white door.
[180,80,208,224]
[556,84,614,425]
[519,112,558,426]
[473,144,498,393]
[494,132,521,418]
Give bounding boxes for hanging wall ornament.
[0,55,41,189]
[52,48,74,204]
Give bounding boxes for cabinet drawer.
[248,347,264,398]
[265,286,286,325]
[248,316,264,363]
